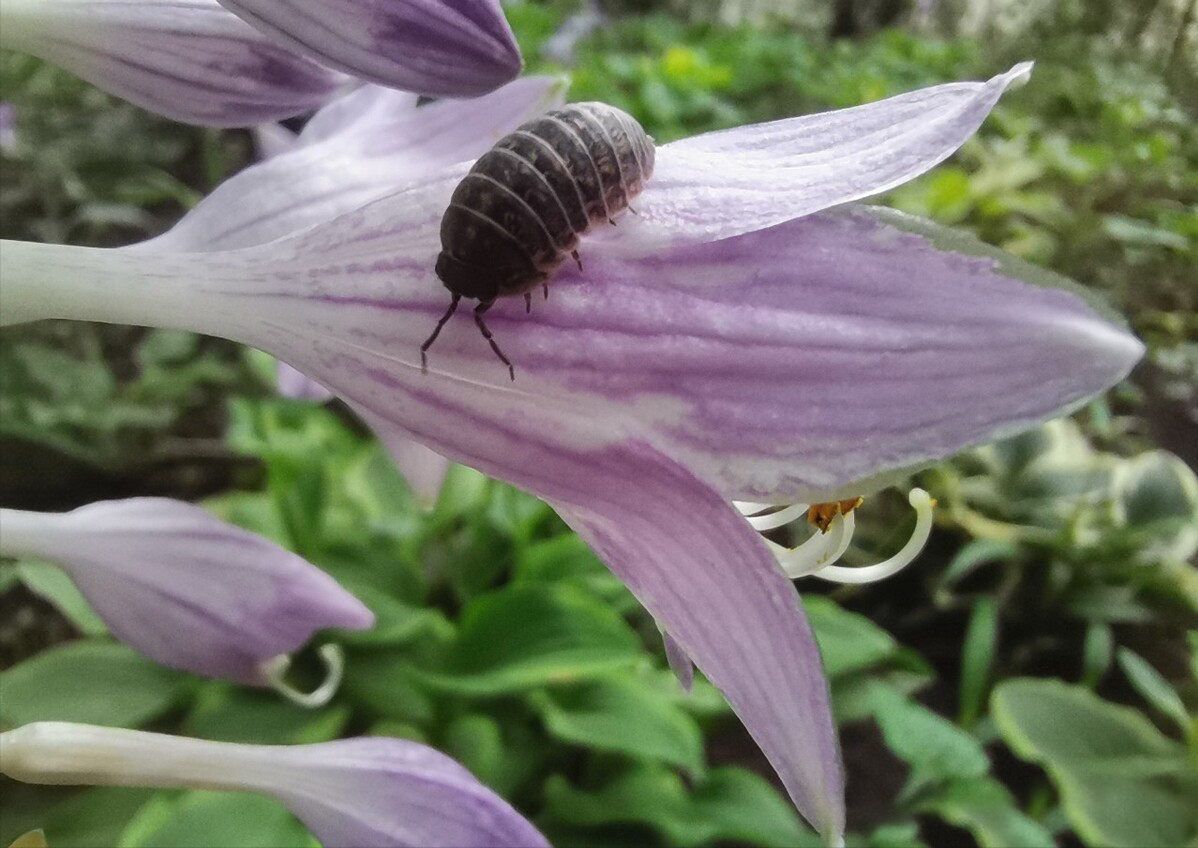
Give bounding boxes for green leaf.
[862,821,928,848]
[183,686,348,745]
[1117,648,1190,733]
[339,652,436,724]
[120,792,310,848]
[335,581,453,647]
[992,678,1196,848]
[1081,621,1114,688]
[0,641,185,728]
[689,769,820,848]
[514,533,632,608]
[869,685,989,780]
[958,598,998,728]
[1053,770,1198,848]
[3,788,154,848]
[992,678,1182,764]
[1113,451,1198,561]
[544,764,818,848]
[920,776,1054,848]
[442,714,506,791]
[16,561,107,636]
[941,539,1021,585]
[418,584,643,695]
[534,676,705,775]
[803,596,898,678]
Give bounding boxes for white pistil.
[259,643,345,708]
[737,489,934,584]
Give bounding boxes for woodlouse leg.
[543,284,549,300]
[474,300,515,381]
[607,218,617,226]
[524,292,532,313]
[420,293,461,374]
[627,204,638,215]
[571,250,583,271]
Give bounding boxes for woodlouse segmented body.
[420,101,656,379]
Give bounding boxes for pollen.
[806,497,864,533]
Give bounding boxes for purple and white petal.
[0,0,344,127]
[0,722,548,848]
[0,102,17,151]
[3,182,1140,502]
[253,121,299,159]
[0,499,373,684]
[548,445,843,839]
[364,416,452,510]
[140,76,564,253]
[216,0,523,97]
[277,360,333,401]
[594,63,1032,254]
[295,84,418,147]
[660,629,695,693]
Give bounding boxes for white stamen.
[771,511,850,579]
[745,503,809,531]
[812,489,933,584]
[745,489,933,585]
[259,643,345,709]
[734,500,786,516]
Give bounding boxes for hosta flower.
[0,499,374,697]
[0,0,344,126]
[158,77,562,503]
[0,722,548,848]
[0,65,1145,841]
[216,0,523,96]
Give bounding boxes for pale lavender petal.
[548,446,842,838]
[140,76,563,252]
[0,499,373,684]
[592,63,1033,254]
[295,84,418,147]
[277,360,333,401]
[370,425,452,509]
[0,102,16,151]
[253,121,299,159]
[143,171,1140,504]
[0,0,344,127]
[216,0,522,97]
[660,629,695,693]
[1,723,549,848]
[264,736,549,847]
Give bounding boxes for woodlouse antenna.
[420,293,461,373]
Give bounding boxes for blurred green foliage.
[1,2,1196,847]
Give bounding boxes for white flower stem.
[0,0,43,49]
[0,240,229,334]
[0,509,59,559]
[0,722,283,794]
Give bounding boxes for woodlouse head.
[434,252,502,302]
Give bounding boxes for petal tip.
[1005,61,1035,87]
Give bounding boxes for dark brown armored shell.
[422,102,656,379]
[435,101,655,301]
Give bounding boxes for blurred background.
[1,0,1195,846]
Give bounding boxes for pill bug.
[420,101,656,379]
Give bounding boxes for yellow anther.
[806,497,864,533]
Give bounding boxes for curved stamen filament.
[744,489,933,585]
[745,502,810,531]
[812,489,934,584]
